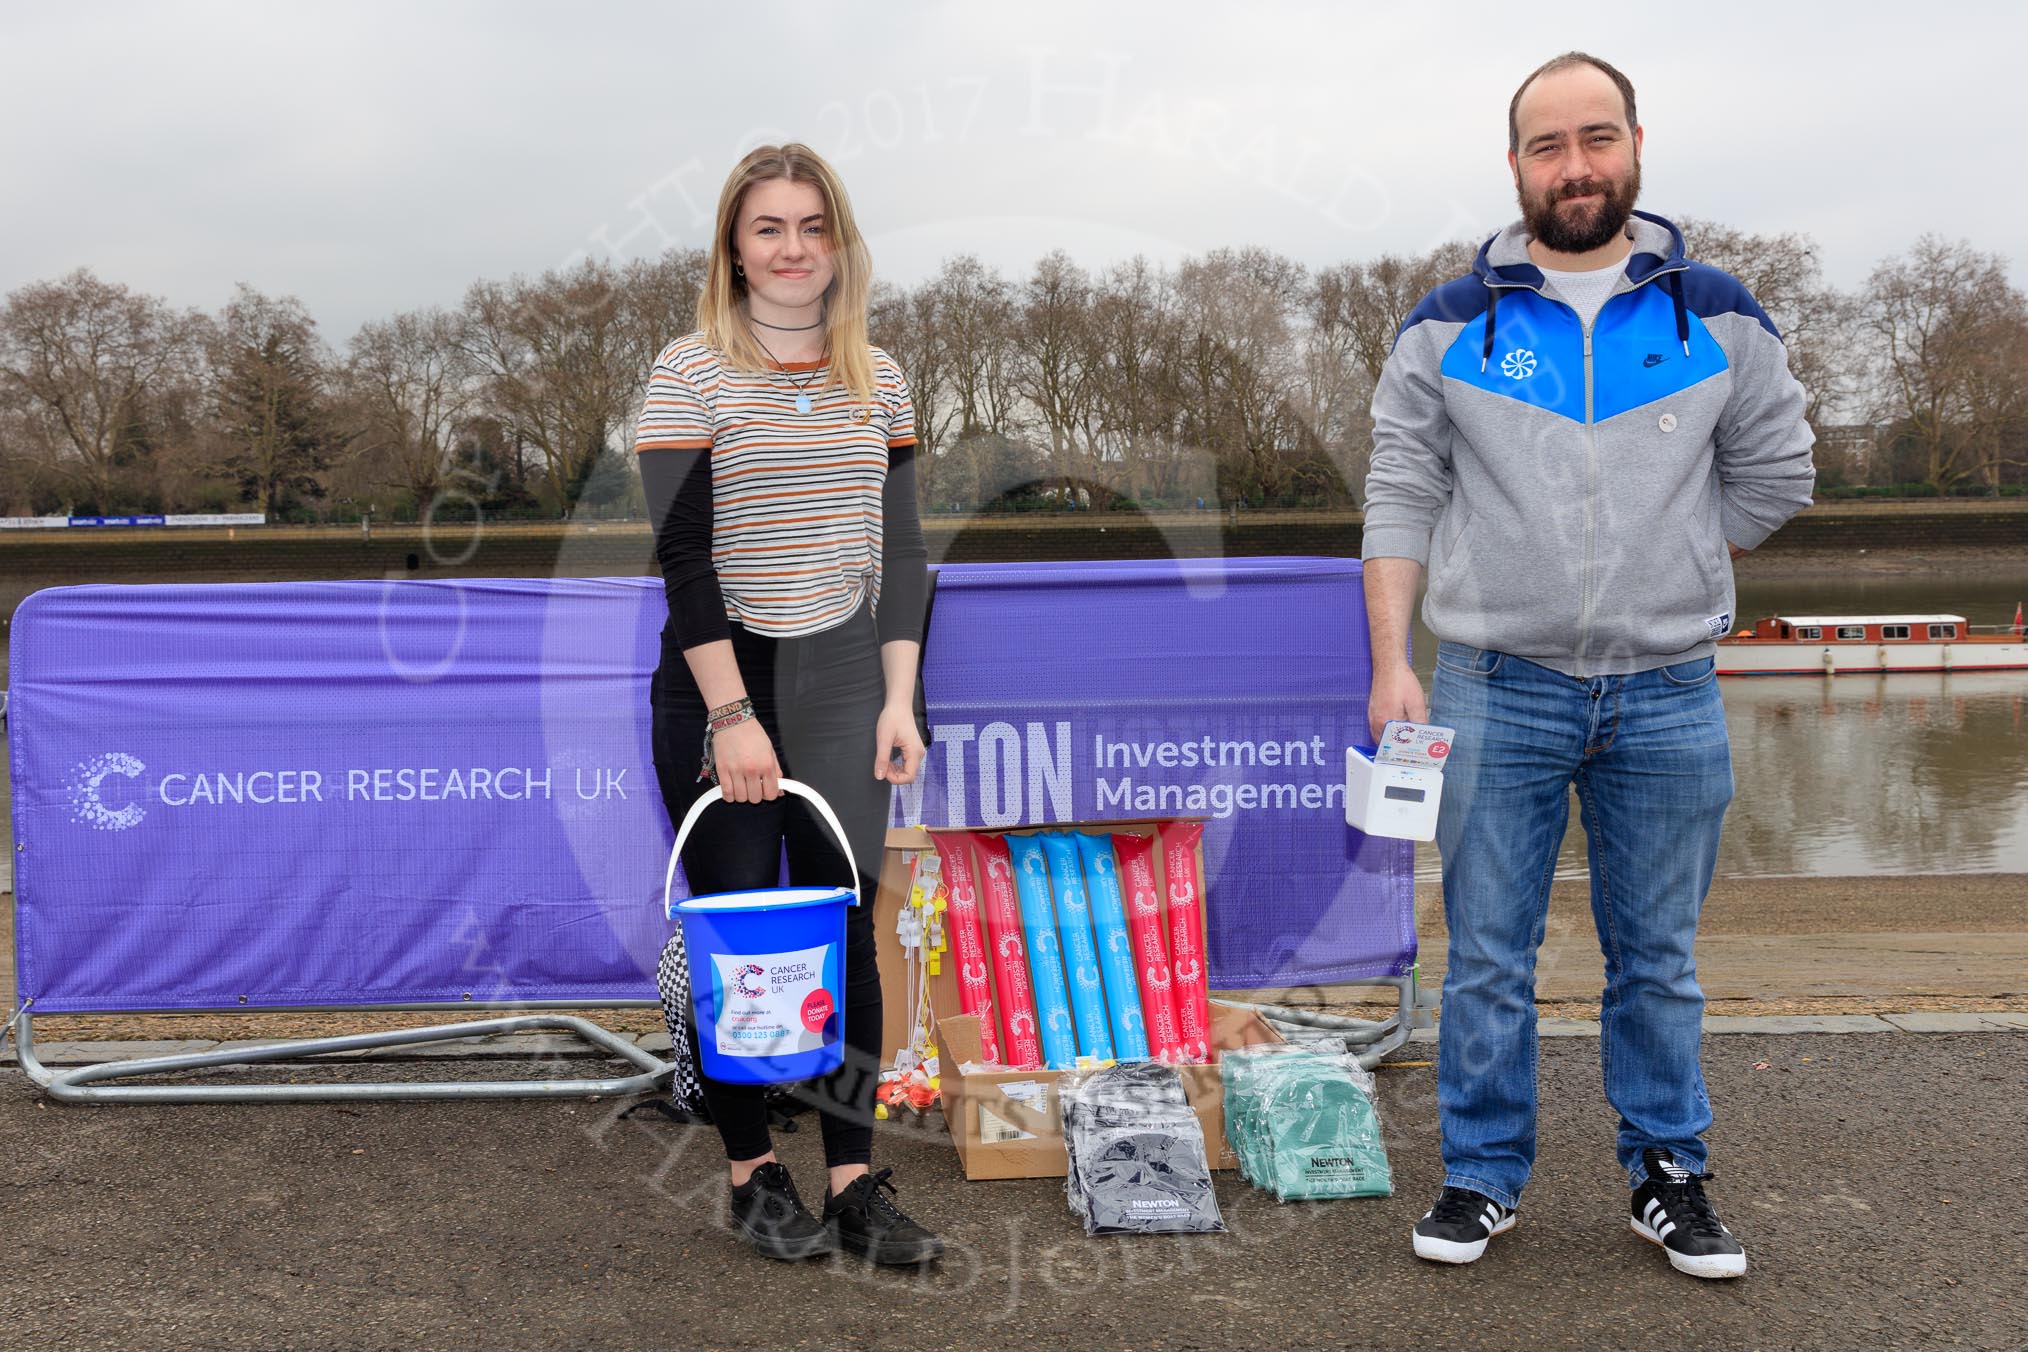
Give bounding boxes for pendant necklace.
[750,320,822,414]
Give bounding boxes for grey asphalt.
[4,1033,2022,1350]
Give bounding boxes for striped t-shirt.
[636,334,918,638]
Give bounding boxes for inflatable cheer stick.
[1002,833,1078,1069]
[1038,831,1116,1061]
[929,832,999,1066]
[1160,821,1214,1063]
[1072,830,1151,1060]
[1110,831,1185,1061]
[968,833,1043,1069]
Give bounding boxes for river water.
[3,568,2025,891]
[1407,571,2028,880]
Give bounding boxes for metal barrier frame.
[1220,967,1436,1069]
[10,1001,673,1104]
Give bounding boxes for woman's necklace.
[750,326,823,414]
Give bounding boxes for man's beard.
[1520,160,1641,254]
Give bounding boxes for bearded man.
[1360,52,1816,1279]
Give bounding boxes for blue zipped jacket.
[1361,210,1816,675]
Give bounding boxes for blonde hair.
[698,143,875,404]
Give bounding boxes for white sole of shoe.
[1412,1212,1516,1264]
[1630,1217,1748,1279]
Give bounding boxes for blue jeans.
[1430,642,1733,1208]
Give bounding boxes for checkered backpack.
[653,925,713,1116]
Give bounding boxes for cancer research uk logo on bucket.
[711,945,835,1058]
[731,963,767,999]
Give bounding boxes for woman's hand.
[713,718,782,803]
[873,700,925,784]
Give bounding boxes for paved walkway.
[9,1009,2028,1071]
[3,1033,2020,1349]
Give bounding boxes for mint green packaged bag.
[1221,1042,1391,1201]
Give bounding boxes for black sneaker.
[1411,1185,1516,1264]
[823,1168,945,1266]
[1630,1148,1747,1279]
[729,1162,835,1262]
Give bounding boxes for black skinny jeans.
[651,602,890,1168]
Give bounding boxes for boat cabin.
[1733,615,1967,643]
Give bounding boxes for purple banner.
[10,579,673,1013]
[9,562,1412,1014]
[908,559,1412,989]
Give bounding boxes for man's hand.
[1367,663,1429,745]
[1362,556,1428,744]
[1729,542,1748,560]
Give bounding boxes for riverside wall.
[1,500,2023,584]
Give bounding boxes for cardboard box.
[874,817,1209,1068]
[872,817,1278,1180]
[935,1000,1283,1180]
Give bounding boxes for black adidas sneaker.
[1629,1148,1747,1279]
[1412,1186,1516,1264]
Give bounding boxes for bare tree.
[463,259,652,514]
[1087,257,1190,503]
[0,269,205,509]
[1677,217,1859,429]
[1017,250,1107,503]
[1861,235,2028,491]
[621,248,710,355]
[869,278,948,507]
[918,255,1026,507]
[1174,247,1307,504]
[345,308,473,514]
[1316,239,1477,387]
[0,382,60,514]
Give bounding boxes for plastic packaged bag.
[1110,832,1186,1061]
[1039,831,1116,1061]
[1159,822,1214,1063]
[1073,831,1151,1059]
[970,833,1044,1069]
[1221,1043,1392,1201]
[1003,833,1078,1068]
[930,832,999,1065]
[1060,1061,1225,1236]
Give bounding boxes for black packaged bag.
[1060,1062,1225,1236]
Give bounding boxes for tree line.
[1,224,2023,522]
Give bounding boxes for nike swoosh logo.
[1643,354,1668,367]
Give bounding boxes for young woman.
[636,144,940,1265]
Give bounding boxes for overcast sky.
[5,1,2023,342]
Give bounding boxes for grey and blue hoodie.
[1361,211,1816,676]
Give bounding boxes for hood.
[1468,209,1693,371]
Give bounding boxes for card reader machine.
[1345,720,1453,841]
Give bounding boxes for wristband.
[698,704,758,783]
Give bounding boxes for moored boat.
[1717,611,2028,676]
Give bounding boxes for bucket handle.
[663,778,864,916]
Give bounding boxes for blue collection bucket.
[662,779,858,1086]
